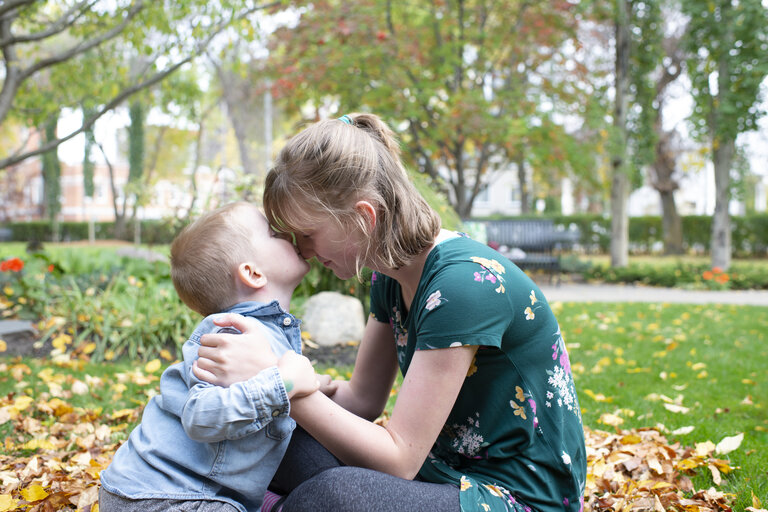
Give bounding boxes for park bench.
[484,219,580,281]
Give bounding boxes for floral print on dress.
[461,477,535,512]
[545,327,581,422]
[524,290,543,321]
[390,307,408,347]
[509,386,539,428]
[446,413,487,458]
[425,290,447,311]
[470,256,506,294]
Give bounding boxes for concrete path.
[538,282,768,306]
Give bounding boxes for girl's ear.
[237,262,267,290]
[354,200,377,233]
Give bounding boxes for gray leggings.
[270,427,460,512]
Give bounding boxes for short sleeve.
[369,271,391,324]
[413,256,515,351]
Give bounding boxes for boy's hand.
[278,352,319,399]
[317,374,340,398]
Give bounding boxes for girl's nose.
[296,237,315,259]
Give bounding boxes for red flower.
[48,264,54,272]
[702,270,713,281]
[712,266,723,274]
[715,273,730,284]
[0,257,24,272]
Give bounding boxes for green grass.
[4,301,764,507]
[557,300,768,508]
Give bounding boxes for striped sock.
[260,490,283,512]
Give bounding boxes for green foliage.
[582,259,768,290]
[0,248,195,361]
[471,214,768,256]
[682,0,768,141]
[269,0,600,218]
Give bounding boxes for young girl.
[193,114,586,512]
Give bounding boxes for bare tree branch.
[0,1,281,170]
[0,0,97,47]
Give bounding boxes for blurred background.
[1,0,767,270]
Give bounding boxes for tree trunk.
[610,0,630,267]
[711,137,734,269]
[660,190,683,254]
[653,130,684,254]
[516,152,530,214]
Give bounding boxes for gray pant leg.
[280,466,460,512]
[99,488,241,512]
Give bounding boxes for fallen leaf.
[715,432,744,455]
[19,483,48,502]
[663,403,690,414]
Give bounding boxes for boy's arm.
[181,365,289,443]
[179,322,315,443]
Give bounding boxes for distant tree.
[682,0,768,269]
[609,0,631,267]
[0,0,282,170]
[41,113,61,236]
[268,0,594,218]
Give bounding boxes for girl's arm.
[321,318,399,420]
[291,344,477,480]
[194,314,400,421]
[193,313,476,479]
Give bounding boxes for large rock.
[0,320,47,357]
[302,292,365,347]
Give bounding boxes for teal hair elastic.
[338,114,353,125]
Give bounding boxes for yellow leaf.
[715,432,744,455]
[160,349,173,361]
[695,441,716,457]
[21,438,56,451]
[145,359,162,373]
[620,434,642,444]
[111,409,135,420]
[676,458,700,470]
[20,483,48,502]
[598,412,624,426]
[0,494,20,512]
[0,339,6,352]
[82,342,97,354]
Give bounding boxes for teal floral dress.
[369,234,586,512]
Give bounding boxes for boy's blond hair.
[170,202,256,316]
[264,112,440,273]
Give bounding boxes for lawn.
[1,300,766,510]
[1,243,766,510]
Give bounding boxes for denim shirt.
[100,301,301,512]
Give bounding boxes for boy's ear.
[237,262,267,290]
[354,200,377,233]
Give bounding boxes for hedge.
[470,213,768,256]
[2,213,768,256]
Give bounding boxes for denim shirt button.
[272,409,281,417]
[282,317,291,327]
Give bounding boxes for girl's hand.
[193,313,278,387]
[278,352,320,399]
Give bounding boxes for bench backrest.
[486,219,558,251]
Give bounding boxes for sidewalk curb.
[538,283,768,306]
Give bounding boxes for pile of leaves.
[0,360,765,512]
[584,425,765,511]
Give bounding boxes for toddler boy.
[100,202,316,512]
